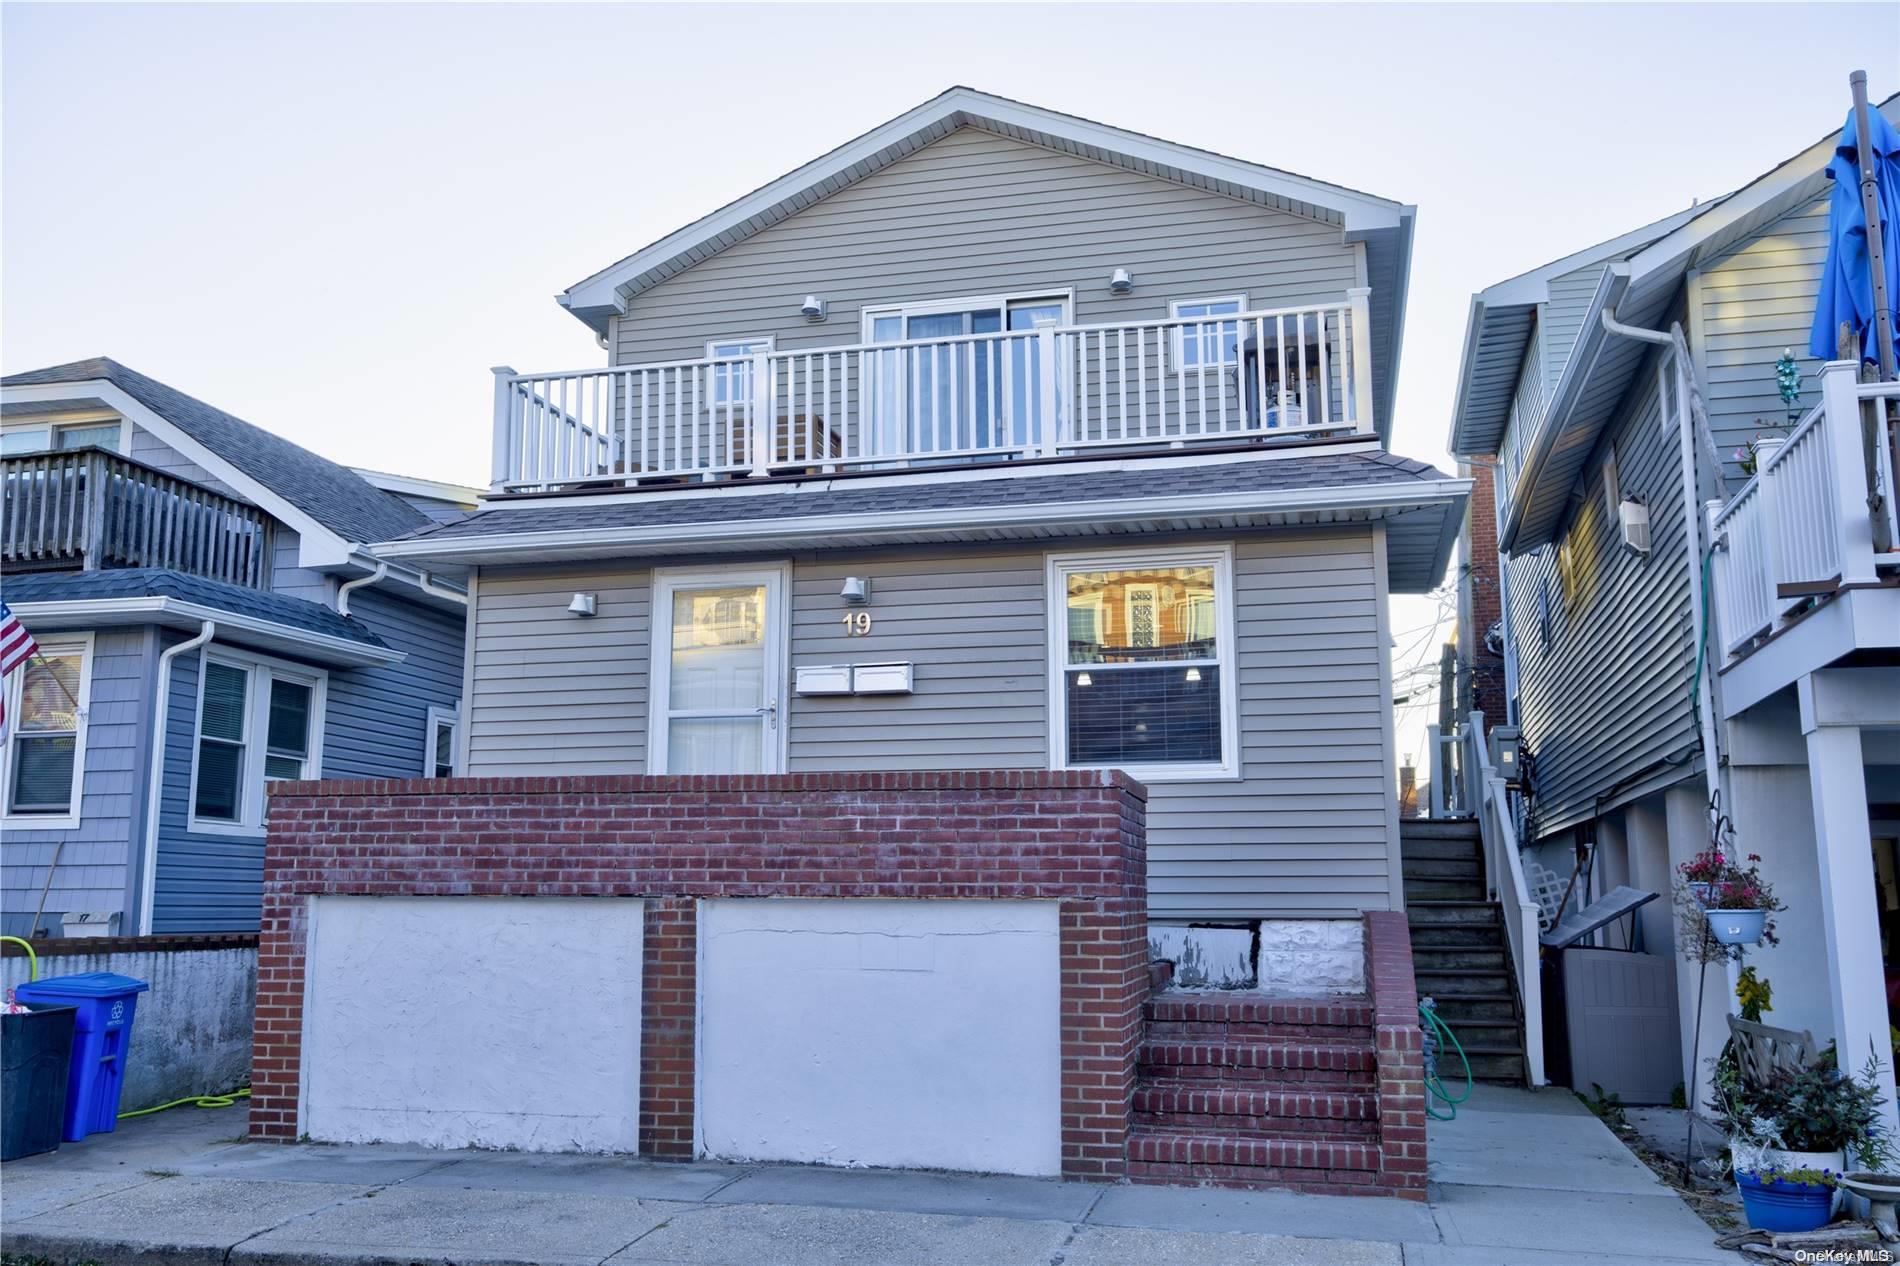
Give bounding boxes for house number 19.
[842,611,873,636]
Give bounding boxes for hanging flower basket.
[1736,1169,1835,1234]
[1707,908,1768,945]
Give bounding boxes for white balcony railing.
[491,291,1375,491]
[1709,360,1900,662]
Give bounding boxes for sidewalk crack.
[1047,1187,1107,1266]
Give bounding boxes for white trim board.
[7,597,405,668]
[0,631,96,832]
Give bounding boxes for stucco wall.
[2,939,254,1112]
[698,898,1061,1176]
[300,895,645,1152]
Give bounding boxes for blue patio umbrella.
[1810,98,1900,366]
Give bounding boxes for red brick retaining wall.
[249,771,1149,1182]
[1365,910,1428,1200]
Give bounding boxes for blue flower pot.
[1737,1173,1833,1233]
[1706,908,1767,945]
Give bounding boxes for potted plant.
[1734,1163,1838,1234]
[1674,848,1783,946]
[1713,1045,1897,1211]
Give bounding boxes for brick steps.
[1128,1127,1383,1173]
[1133,1083,1380,1140]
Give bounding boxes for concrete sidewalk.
[0,1085,1739,1265]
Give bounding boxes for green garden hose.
[1420,998,1473,1121]
[0,935,39,982]
[118,1088,250,1119]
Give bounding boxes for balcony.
[2,446,275,589]
[491,294,1375,492]
[1708,361,1900,699]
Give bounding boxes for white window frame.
[0,413,131,456]
[859,289,1075,342]
[187,646,326,837]
[0,632,95,830]
[704,336,776,409]
[646,562,791,776]
[425,704,459,779]
[1168,294,1249,370]
[1045,543,1240,782]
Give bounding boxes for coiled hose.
[1420,996,1474,1121]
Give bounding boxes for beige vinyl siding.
[1696,194,1831,484]
[459,528,1397,920]
[1502,332,1698,837]
[465,566,652,775]
[612,126,1365,373]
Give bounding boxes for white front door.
[650,566,787,774]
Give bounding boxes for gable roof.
[2,358,429,550]
[1447,203,1704,457]
[558,88,1417,431]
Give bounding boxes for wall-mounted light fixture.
[567,592,598,617]
[801,295,827,321]
[1108,268,1134,295]
[840,576,870,604]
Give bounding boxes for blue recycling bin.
[14,971,150,1141]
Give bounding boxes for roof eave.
[9,596,405,668]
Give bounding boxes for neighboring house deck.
[0,359,474,936]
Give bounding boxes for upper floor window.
[1,634,92,828]
[1170,295,1248,369]
[1048,545,1237,781]
[190,649,325,834]
[1,418,123,456]
[706,336,775,407]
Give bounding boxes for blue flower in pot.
[1736,1165,1836,1234]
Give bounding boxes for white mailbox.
[852,662,915,695]
[793,664,853,696]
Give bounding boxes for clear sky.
[6,2,1897,770]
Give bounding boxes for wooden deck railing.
[2,447,275,589]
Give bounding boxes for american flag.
[0,600,38,731]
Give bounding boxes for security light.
[840,576,870,603]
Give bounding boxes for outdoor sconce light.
[1109,268,1134,295]
[801,295,827,320]
[567,592,598,617]
[840,576,870,604]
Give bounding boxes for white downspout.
[1600,300,1722,810]
[416,570,469,606]
[137,620,215,935]
[336,562,387,616]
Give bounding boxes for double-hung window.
[1,634,93,827]
[1,418,125,455]
[190,649,324,833]
[1170,295,1247,369]
[1048,546,1238,780]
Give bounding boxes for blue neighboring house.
[1,358,476,936]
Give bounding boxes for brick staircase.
[1127,913,1427,1198]
[1400,818,1529,1083]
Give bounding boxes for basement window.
[1048,546,1237,781]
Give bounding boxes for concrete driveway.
[0,1083,1739,1265]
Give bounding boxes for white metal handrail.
[1706,361,1899,662]
[490,291,1375,490]
[1461,711,1545,1087]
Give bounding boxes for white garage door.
[698,898,1061,1176]
[302,896,643,1152]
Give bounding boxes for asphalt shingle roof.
[2,358,429,545]
[2,569,390,649]
[394,448,1454,543]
